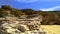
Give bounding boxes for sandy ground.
[41,25,60,34]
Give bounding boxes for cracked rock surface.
[0,16,46,34]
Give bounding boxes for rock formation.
[0,5,60,34]
[0,15,46,34]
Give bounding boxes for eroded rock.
[0,15,46,34]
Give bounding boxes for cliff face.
[0,15,45,34]
[0,5,46,34]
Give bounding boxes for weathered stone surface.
[0,15,46,34]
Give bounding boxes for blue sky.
[0,0,60,11]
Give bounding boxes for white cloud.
[40,6,60,11]
[40,0,60,1]
[14,0,38,3]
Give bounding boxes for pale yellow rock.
[6,28,16,33]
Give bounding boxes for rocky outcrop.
[0,15,46,34]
